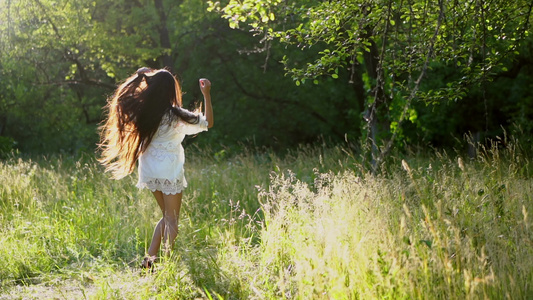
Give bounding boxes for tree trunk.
[362,37,389,170]
[350,62,366,116]
[154,0,174,70]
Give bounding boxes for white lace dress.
[136,114,208,195]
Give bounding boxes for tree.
[211,0,533,170]
[0,0,180,152]
[2,0,532,155]
[0,0,359,153]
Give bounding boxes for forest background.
[2,1,533,298]
[1,0,532,160]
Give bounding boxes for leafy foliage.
[0,0,533,158]
[212,0,533,168]
[0,0,357,154]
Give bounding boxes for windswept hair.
[98,68,200,179]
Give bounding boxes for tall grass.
[0,138,532,299]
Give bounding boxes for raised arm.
[199,78,214,128]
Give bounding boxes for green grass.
[1,138,532,299]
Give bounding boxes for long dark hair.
[98,68,200,179]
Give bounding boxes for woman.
[98,67,213,269]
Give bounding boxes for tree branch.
[376,0,445,168]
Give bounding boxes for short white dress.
[136,113,208,195]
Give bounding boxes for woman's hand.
[199,78,214,128]
[199,78,211,96]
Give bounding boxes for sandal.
[141,256,156,271]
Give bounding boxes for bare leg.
[147,191,165,257]
[146,191,183,257]
[162,192,182,255]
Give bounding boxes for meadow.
[1,137,532,299]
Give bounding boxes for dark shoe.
[141,256,156,272]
